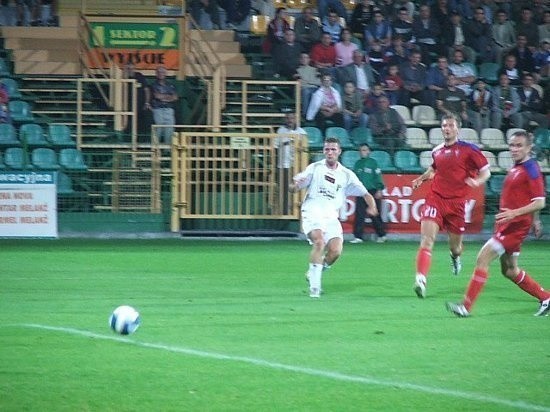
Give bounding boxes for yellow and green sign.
[87,22,180,70]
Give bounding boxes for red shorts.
[493,219,531,254]
[420,192,466,234]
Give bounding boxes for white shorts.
[301,207,343,244]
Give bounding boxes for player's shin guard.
[513,270,550,301]
[416,247,432,277]
[309,263,323,291]
[463,268,488,312]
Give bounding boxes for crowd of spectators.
[264,0,549,140]
[0,0,58,26]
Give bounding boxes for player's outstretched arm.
[412,166,435,190]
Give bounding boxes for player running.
[291,137,378,298]
[447,130,550,317]
[411,113,491,298]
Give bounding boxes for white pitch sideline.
[11,323,550,412]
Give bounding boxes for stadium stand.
[394,150,423,173]
[369,150,397,172]
[31,147,60,170]
[19,123,48,147]
[340,150,360,168]
[47,124,76,148]
[59,148,88,172]
[391,105,415,126]
[0,123,20,147]
[480,128,507,150]
[350,127,378,148]
[4,147,29,169]
[405,127,431,150]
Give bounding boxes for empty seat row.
[340,149,423,173]
[0,123,75,148]
[0,147,87,171]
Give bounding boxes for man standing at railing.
[150,66,178,144]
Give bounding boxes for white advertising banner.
[0,171,58,238]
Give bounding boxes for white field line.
[13,323,550,412]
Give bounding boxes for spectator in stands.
[532,0,547,25]
[306,73,344,133]
[16,0,40,26]
[123,61,151,136]
[350,0,375,38]
[498,53,521,86]
[322,9,345,44]
[490,73,520,130]
[188,0,221,29]
[539,11,550,42]
[0,81,10,124]
[444,11,476,64]
[369,95,406,155]
[272,29,303,79]
[425,55,452,107]
[251,0,274,18]
[468,79,492,136]
[381,64,403,105]
[392,7,414,49]
[492,9,517,64]
[310,32,337,77]
[508,35,536,75]
[263,7,290,54]
[436,74,469,126]
[342,80,369,132]
[384,34,410,67]
[294,6,322,53]
[317,0,348,23]
[411,4,441,66]
[275,112,305,214]
[514,73,548,130]
[398,50,428,106]
[339,49,376,99]
[479,0,497,24]
[364,83,386,115]
[150,66,178,144]
[296,53,321,117]
[448,48,476,96]
[367,40,387,75]
[533,39,549,78]
[515,7,540,50]
[364,9,392,52]
[431,0,451,31]
[493,0,512,17]
[335,28,358,68]
[467,7,495,64]
[220,0,251,29]
[393,0,415,21]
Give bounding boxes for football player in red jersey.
[447,131,549,317]
[411,113,491,298]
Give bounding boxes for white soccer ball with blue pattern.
[109,305,140,335]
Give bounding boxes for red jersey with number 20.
[430,141,489,199]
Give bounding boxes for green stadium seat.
[0,57,11,77]
[325,126,354,149]
[350,127,379,149]
[8,100,34,123]
[0,151,5,169]
[303,126,324,151]
[59,148,88,172]
[0,123,20,147]
[488,175,505,194]
[534,128,549,150]
[4,147,31,169]
[340,150,360,168]
[48,124,76,148]
[31,148,60,170]
[370,150,397,172]
[56,171,75,195]
[478,62,500,84]
[19,123,48,147]
[394,150,423,173]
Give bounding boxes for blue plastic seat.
[340,150,360,169]
[8,100,34,123]
[32,148,60,170]
[370,150,397,172]
[19,123,48,146]
[303,126,324,151]
[48,124,76,147]
[394,150,423,173]
[350,127,379,148]
[0,123,20,147]
[4,147,31,169]
[325,126,354,149]
[59,148,88,172]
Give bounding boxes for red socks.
[513,271,550,301]
[463,268,488,311]
[416,247,432,276]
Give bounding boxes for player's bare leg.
[307,229,325,298]
[324,237,343,267]
[448,232,464,275]
[414,220,439,298]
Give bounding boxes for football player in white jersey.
[291,137,378,298]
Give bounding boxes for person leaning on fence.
[150,66,178,144]
[275,113,306,215]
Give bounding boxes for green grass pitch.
[1,238,549,411]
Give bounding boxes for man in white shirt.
[275,113,306,214]
[291,137,378,298]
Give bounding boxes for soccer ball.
[109,305,140,335]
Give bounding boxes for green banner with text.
[89,22,179,48]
